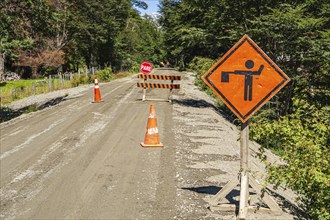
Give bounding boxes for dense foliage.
[251,99,329,219]
[0,0,164,78]
[188,57,215,97]
[160,0,329,114]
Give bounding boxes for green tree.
[114,12,165,71]
[64,0,131,71]
[250,2,330,114]
[1,0,158,76]
[0,0,68,78]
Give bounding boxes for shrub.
[70,74,93,87]
[251,98,330,219]
[96,67,112,82]
[70,74,81,87]
[130,62,140,74]
[188,57,215,96]
[188,57,214,73]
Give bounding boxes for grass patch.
[112,71,134,80]
[1,79,36,91]
[0,71,135,105]
[0,78,71,104]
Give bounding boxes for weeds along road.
[0,69,299,219]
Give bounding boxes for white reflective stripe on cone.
[147,127,158,135]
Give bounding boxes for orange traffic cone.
[141,104,163,147]
[92,78,103,103]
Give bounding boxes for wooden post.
[11,88,16,100]
[32,82,36,95]
[59,73,63,89]
[49,75,52,92]
[169,79,174,102]
[142,78,147,101]
[238,121,249,220]
[0,52,4,81]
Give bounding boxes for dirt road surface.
[0,69,303,219]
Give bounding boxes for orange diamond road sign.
[202,35,290,122]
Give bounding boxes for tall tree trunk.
[0,53,4,81]
[32,65,38,79]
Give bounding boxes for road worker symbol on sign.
[202,35,290,122]
[221,60,264,101]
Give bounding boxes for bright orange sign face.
[202,35,290,122]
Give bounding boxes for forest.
[1,0,329,219]
[0,0,164,78]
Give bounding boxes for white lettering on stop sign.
[141,66,151,71]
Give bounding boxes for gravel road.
[0,69,304,219]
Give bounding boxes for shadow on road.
[173,98,238,124]
[182,185,221,195]
[181,185,240,205]
[173,99,216,109]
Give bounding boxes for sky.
[137,0,161,16]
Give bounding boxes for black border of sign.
[204,37,289,121]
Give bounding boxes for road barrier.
[137,74,181,102]
[136,83,180,89]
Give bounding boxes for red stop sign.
[140,62,153,74]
